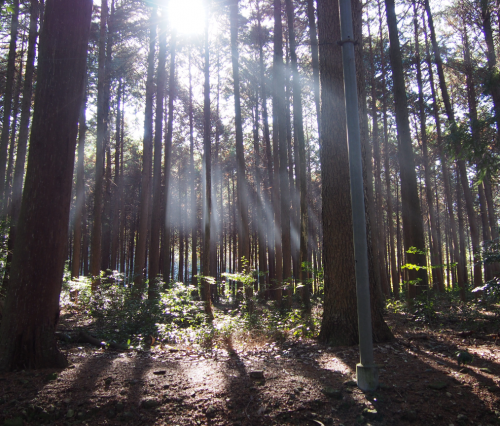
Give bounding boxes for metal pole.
[338,0,378,391]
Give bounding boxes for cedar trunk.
[0,0,92,370]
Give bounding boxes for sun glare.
[168,0,206,35]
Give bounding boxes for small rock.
[66,409,74,418]
[4,418,23,426]
[249,370,264,379]
[429,381,447,390]
[322,387,343,399]
[141,399,159,409]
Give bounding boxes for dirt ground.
[1,305,500,426]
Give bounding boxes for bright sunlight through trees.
[168,0,205,35]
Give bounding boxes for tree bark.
[0,0,92,370]
[0,0,20,206]
[385,0,428,300]
[133,7,156,292]
[90,0,109,290]
[149,13,167,292]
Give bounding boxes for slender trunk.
[202,8,213,319]
[386,0,428,301]
[0,0,20,205]
[415,5,443,291]
[90,0,109,289]
[110,79,122,270]
[149,16,167,292]
[189,49,198,286]
[133,7,156,292]
[425,0,482,287]
[162,30,177,287]
[378,0,398,298]
[72,81,88,279]
[306,0,321,143]
[272,0,284,302]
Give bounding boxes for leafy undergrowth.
[1,284,500,425]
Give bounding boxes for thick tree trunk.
[0,0,92,370]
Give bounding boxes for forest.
[0,0,499,424]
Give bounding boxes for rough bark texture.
[0,0,92,370]
[318,0,392,345]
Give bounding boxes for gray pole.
[338,0,378,391]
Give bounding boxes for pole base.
[356,363,379,392]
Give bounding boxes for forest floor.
[1,296,500,426]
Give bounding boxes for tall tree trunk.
[306,0,321,143]
[162,30,177,287]
[149,15,167,292]
[414,5,443,291]
[378,0,398,298]
[480,0,500,142]
[5,37,25,213]
[425,0,482,288]
[0,0,92,370]
[0,0,20,206]
[189,48,198,286]
[367,16,390,297]
[230,0,250,275]
[272,0,284,303]
[257,0,275,288]
[385,0,428,301]
[423,20,466,300]
[90,0,109,290]
[110,79,122,270]
[100,0,114,271]
[285,0,309,310]
[2,0,39,291]
[202,7,213,319]
[133,7,156,292]
[72,81,88,279]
